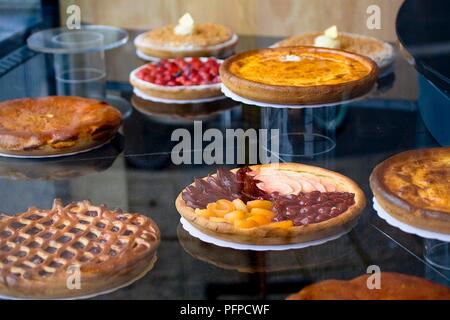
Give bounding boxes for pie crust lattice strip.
[0,199,160,299]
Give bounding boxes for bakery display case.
[0,0,449,301]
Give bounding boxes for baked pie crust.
[0,96,122,157]
[135,23,238,59]
[288,272,450,300]
[0,200,160,299]
[176,163,366,245]
[274,32,395,73]
[370,147,450,234]
[220,46,378,105]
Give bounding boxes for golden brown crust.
[130,77,222,100]
[370,147,450,234]
[220,46,378,105]
[175,163,366,245]
[136,41,237,59]
[288,272,450,300]
[0,200,160,299]
[0,96,122,157]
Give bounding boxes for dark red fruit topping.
[136,57,221,86]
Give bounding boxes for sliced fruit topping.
[183,167,356,227]
[195,199,276,229]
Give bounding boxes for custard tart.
[370,147,450,234]
[220,46,378,105]
[176,163,366,245]
[0,96,122,157]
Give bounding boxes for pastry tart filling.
[182,167,355,229]
[177,163,365,244]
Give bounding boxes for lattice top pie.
[0,200,160,299]
[0,96,122,156]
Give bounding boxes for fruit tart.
[130,57,223,101]
[288,272,450,300]
[176,163,366,245]
[220,46,378,105]
[135,13,238,59]
[370,147,450,234]
[274,25,395,75]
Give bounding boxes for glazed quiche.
[288,272,450,300]
[220,46,378,105]
[370,147,450,234]
[0,199,160,299]
[130,57,223,101]
[135,13,238,59]
[176,163,366,245]
[274,27,394,74]
[0,96,122,157]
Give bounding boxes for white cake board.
[133,87,226,104]
[0,139,112,159]
[221,83,375,109]
[373,198,450,242]
[180,217,352,251]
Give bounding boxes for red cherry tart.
[136,57,221,86]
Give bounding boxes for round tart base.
[180,217,353,250]
[373,198,450,241]
[0,138,113,159]
[221,83,375,109]
[220,46,378,105]
[175,163,366,245]
[0,254,157,300]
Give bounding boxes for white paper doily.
[221,83,375,109]
[0,139,112,159]
[133,87,226,104]
[180,218,352,251]
[373,198,450,242]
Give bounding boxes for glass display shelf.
[0,32,448,300]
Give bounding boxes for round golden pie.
[288,272,450,300]
[0,96,122,157]
[370,147,450,234]
[175,163,366,245]
[0,199,160,299]
[220,46,378,105]
[135,23,238,59]
[274,32,395,74]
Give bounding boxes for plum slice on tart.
[176,163,366,245]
